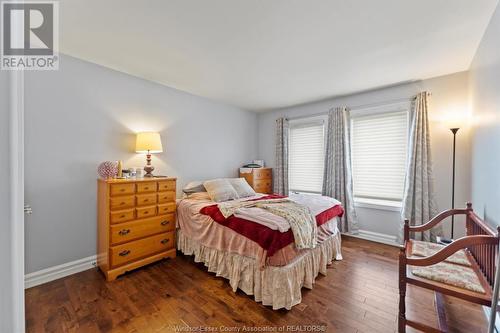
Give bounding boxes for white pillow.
[229,178,256,198]
[182,181,206,195]
[203,179,239,202]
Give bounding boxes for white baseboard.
[347,229,399,247]
[483,306,499,333]
[25,255,97,289]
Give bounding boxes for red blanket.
[200,195,344,256]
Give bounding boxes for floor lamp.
[450,127,459,239]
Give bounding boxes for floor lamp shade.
[135,132,163,177]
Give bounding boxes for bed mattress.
[176,194,341,267]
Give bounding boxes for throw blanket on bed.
[200,195,344,256]
[218,199,317,249]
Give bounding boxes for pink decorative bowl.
[97,161,118,179]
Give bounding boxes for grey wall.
[470,4,500,227]
[24,55,258,273]
[258,72,471,239]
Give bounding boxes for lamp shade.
[135,132,163,153]
[447,118,462,130]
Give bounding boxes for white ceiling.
[60,0,498,111]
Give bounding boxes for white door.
[0,71,25,332]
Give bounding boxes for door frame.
[8,69,25,332]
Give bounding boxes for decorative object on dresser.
[97,161,118,179]
[252,159,265,167]
[97,177,176,281]
[135,132,163,177]
[239,167,273,194]
[117,160,123,178]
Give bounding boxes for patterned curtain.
[274,118,289,195]
[400,92,442,242]
[322,107,359,233]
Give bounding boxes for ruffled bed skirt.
[176,229,343,310]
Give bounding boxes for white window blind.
[351,110,409,201]
[289,120,325,194]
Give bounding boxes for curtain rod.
[286,92,430,121]
[287,111,328,121]
[350,96,413,111]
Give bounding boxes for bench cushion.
[411,262,485,293]
[411,240,471,266]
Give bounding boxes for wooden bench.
[399,203,499,333]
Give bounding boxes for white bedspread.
[289,192,341,216]
[233,193,341,232]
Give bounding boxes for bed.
[176,191,344,310]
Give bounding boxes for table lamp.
[135,132,163,177]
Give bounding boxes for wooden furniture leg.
[435,292,449,332]
[399,247,407,333]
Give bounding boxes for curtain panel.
[400,92,442,242]
[274,118,289,195]
[322,107,359,234]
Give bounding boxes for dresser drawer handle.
[161,220,169,226]
[143,211,149,214]
[119,250,130,256]
[144,187,149,190]
[120,202,125,205]
[161,239,169,245]
[144,199,149,202]
[120,189,125,192]
[120,214,126,218]
[118,229,130,236]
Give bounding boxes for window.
[351,104,409,203]
[289,118,325,194]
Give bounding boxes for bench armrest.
[405,235,498,267]
[403,204,472,241]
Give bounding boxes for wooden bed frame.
[399,203,499,333]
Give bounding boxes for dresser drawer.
[253,168,272,180]
[110,215,175,245]
[136,193,157,206]
[158,214,175,231]
[158,191,175,203]
[136,205,156,219]
[158,202,176,215]
[110,183,135,196]
[158,180,176,192]
[110,232,175,267]
[254,179,272,193]
[110,208,135,224]
[110,196,135,210]
[136,182,156,193]
[255,186,272,194]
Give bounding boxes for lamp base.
[144,165,154,177]
[144,153,155,177]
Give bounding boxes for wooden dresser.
[97,177,176,281]
[239,167,273,194]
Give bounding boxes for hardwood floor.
[25,236,488,333]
